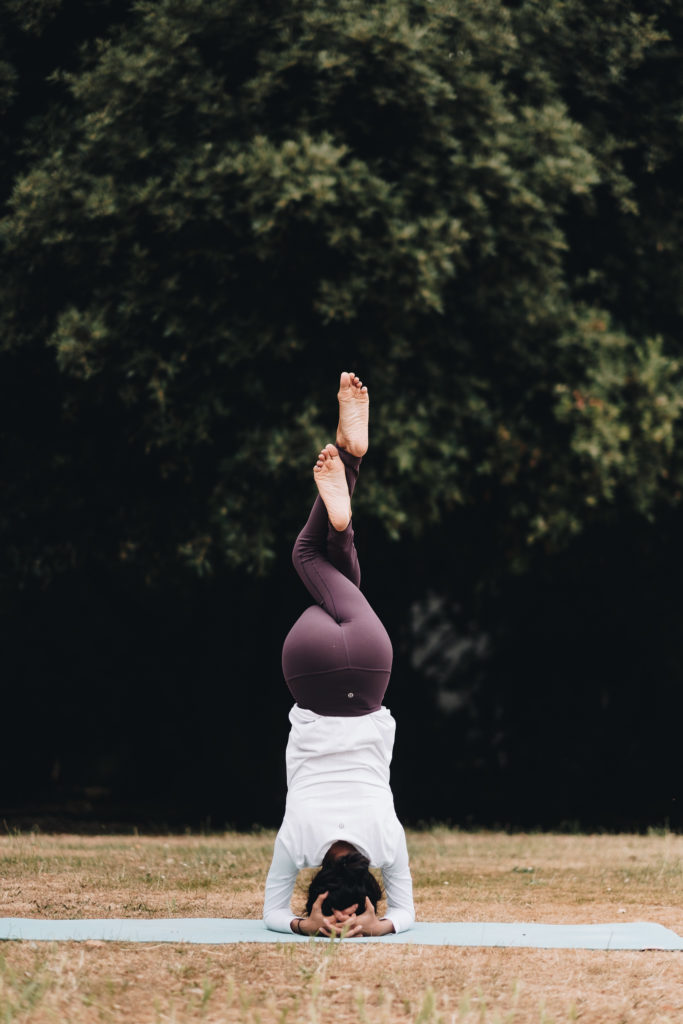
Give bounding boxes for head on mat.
[305,841,383,918]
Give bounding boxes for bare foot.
[336,371,369,457]
[313,444,351,531]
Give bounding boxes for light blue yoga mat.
[1,918,681,950]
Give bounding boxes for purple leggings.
[281,448,393,716]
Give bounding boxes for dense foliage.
[2,0,682,584]
[1,0,682,829]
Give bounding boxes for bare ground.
[1,829,681,1023]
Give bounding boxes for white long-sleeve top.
[263,704,415,934]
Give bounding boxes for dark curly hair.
[305,849,384,917]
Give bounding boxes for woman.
[263,372,415,938]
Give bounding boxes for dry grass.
[1,828,682,1023]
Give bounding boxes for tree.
[1,0,682,588]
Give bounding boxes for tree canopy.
[1,0,683,585]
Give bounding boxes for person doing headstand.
[263,372,415,938]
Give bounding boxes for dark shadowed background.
[1,0,681,831]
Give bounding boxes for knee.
[292,536,305,568]
[292,533,319,566]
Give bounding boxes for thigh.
[340,605,393,673]
[282,605,348,682]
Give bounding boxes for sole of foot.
[313,444,351,532]
[336,371,369,457]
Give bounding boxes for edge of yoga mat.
[1,918,682,950]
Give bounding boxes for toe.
[339,371,351,390]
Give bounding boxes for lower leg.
[292,445,361,587]
[337,446,361,499]
[292,371,368,604]
[292,446,366,620]
[326,447,361,587]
